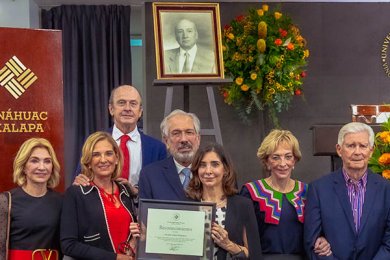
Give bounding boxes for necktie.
[120,135,131,180]
[182,52,190,73]
[181,168,191,189]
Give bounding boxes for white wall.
[0,0,39,28]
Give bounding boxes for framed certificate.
[136,199,216,259]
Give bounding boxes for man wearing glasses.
[138,109,201,201]
[304,122,390,259]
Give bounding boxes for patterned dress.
[240,179,308,257]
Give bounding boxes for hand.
[116,178,138,195]
[211,223,232,250]
[72,174,90,186]
[314,236,332,256]
[116,254,133,260]
[129,222,140,239]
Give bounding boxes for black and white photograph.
[153,3,224,79]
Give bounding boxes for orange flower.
[262,4,269,11]
[257,9,264,16]
[379,131,390,143]
[287,43,295,50]
[382,170,390,179]
[241,84,249,91]
[378,153,390,166]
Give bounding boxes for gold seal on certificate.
[137,199,216,259]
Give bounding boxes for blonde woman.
[0,138,62,260]
[241,129,331,259]
[61,132,136,260]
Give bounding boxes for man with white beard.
[138,109,201,200]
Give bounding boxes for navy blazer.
[304,169,390,260]
[138,156,189,201]
[61,183,136,260]
[73,128,167,181]
[217,195,263,260]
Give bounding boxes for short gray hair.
[160,109,200,138]
[338,122,375,147]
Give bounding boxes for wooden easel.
[153,79,232,145]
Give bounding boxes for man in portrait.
[164,18,216,74]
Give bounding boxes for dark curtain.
[41,5,132,186]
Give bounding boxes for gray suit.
[164,45,215,74]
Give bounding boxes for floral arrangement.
[221,4,309,125]
[369,118,390,179]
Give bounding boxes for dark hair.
[187,143,238,200]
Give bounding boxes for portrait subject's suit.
[164,45,215,74]
[138,156,188,201]
[304,169,390,260]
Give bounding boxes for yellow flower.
[235,77,243,85]
[289,72,295,78]
[222,45,227,51]
[274,12,282,20]
[241,84,249,91]
[303,49,310,58]
[268,88,276,94]
[227,33,235,40]
[383,170,390,179]
[257,39,266,53]
[379,153,390,166]
[250,73,257,80]
[248,56,254,62]
[258,21,267,39]
[257,9,264,16]
[262,4,269,11]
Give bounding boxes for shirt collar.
[112,124,140,142]
[342,168,368,187]
[173,158,191,175]
[180,44,197,57]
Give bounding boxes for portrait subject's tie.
[182,52,191,73]
[120,134,131,180]
[181,168,191,189]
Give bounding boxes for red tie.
[120,135,131,180]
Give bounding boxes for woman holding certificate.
[187,143,263,259]
[61,132,137,260]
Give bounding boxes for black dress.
[9,187,62,251]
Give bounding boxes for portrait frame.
[153,2,224,80]
[136,199,216,259]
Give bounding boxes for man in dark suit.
[73,85,167,195]
[164,18,215,74]
[304,122,390,259]
[138,109,201,201]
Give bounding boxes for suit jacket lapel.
[163,157,185,199]
[333,170,356,234]
[358,172,378,234]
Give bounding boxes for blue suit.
[73,128,167,181]
[304,169,390,260]
[138,156,188,201]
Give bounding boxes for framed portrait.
[153,2,224,80]
[136,199,216,259]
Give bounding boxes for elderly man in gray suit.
[164,18,215,74]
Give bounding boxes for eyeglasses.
[269,154,295,163]
[169,129,197,139]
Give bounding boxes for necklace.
[93,181,117,203]
[202,195,227,208]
